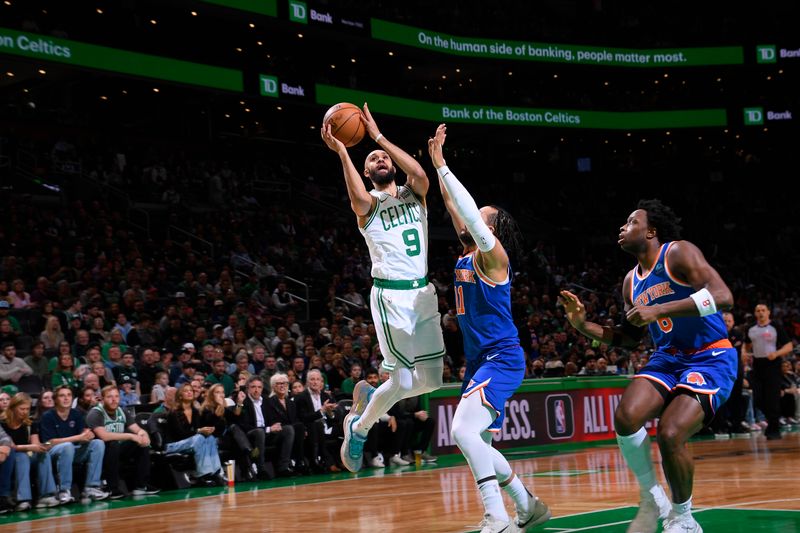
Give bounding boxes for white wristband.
[690,288,717,316]
[375,133,383,143]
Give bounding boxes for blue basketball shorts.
[461,345,525,432]
[635,339,738,414]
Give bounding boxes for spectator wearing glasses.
[265,373,305,476]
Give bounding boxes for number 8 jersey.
[629,241,727,352]
[360,186,429,280]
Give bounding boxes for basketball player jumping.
[321,104,445,473]
[560,200,736,533]
[428,124,550,533]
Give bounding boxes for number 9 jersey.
[359,186,429,281]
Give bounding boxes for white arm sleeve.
[437,166,496,252]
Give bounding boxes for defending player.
[321,104,445,473]
[428,124,550,533]
[560,200,736,533]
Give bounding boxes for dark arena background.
[1,1,799,532]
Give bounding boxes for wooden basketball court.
[2,432,799,532]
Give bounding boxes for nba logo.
[546,394,574,439]
[554,400,566,434]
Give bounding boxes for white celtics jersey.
[359,185,428,280]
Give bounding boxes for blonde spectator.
[39,316,65,351]
[1,393,60,510]
[8,279,31,309]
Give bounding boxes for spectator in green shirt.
[205,359,234,396]
[340,362,362,395]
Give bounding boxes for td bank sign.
[743,107,793,126]
[258,74,305,98]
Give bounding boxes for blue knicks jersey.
[630,242,727,352]
[454,252,519,361]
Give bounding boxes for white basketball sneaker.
[627,485,672,533]
[662,512,703,533]
[479,513,512,533]
[512,495,551,531]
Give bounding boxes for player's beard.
[370,166,396,186]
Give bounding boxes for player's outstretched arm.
[427,124,509,277]
[626,240,733,327]
[361,103,430,200]
[560,272,644,348]
[321,122,375,220]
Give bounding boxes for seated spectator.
[578,357,598,376]
[0,343,33,386]
[34,390,54,420]
[1,393,60,510]
[88,317,110,344]
[86,385,158,498]
[199,384,255,481]
[101,329,128,359]
[40,316,65,352]
[780,360,800,424]
[23,341,49,382]
[0,391,10,417]
[294,369,339,473]
[136,348,164,399]
[39,386,108,504]
[0,321,18,348]
[340,362,362,395]
[0,425,13,513]
[8,279,31,309]
[205,359,234,396]
[166,384,225,486]
[237,375,280,480]
[265,373,306,475]
[150,371,169,404]
[76,386,100,415]
[51,352,79,393]
[153,386,177,414]
[291,381,305,396]
[442,363,459,383]
[0,300,21,335]
[527,358,545,379]
[119,377,141,407]
[112,352,140,395]
[595,357,615,376]
[91,361,114,388]
[396,393,437,464]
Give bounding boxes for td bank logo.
[743,107,764,126]
[289,0,307,24]
[756,45,776,64]
[259,75,278,97]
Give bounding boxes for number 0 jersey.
[630,241,727,352]
[454,252,519,361]
[359,185,429,280]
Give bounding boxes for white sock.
[616,428,657,492]
[453,391,509,521]
[673,497,692,516]
[478,478,508,521]
[486,444,532,515]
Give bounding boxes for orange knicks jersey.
[630,242,727,352]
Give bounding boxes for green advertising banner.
[0,27,243,92]
[199,0,277,17]
[316,84,727,129]
[371,19,744,67]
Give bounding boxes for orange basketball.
[323,102,365,147]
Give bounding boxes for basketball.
[323,102,365,147]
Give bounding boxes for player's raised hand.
[320,123,346,154]
[427,124,447,168]
[361,102,381,141]
[559,290,586,328]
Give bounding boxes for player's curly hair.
[488,205,524,263]
[637,199,682,242]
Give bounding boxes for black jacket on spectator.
[166,407,201,443]
[199,407,240,438]
[264,395,300,426]
[294,389,335,425]
[237,396,269,433]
